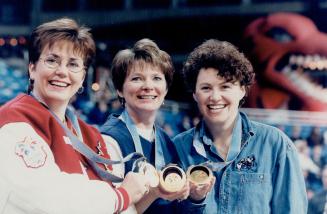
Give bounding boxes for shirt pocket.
[229,171,272,214]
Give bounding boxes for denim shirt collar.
[194,113,244,162]
[239,111,255,146]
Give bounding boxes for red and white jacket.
[0,94,129,214]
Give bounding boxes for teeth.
[282,67,327,102]
[295,55,304,66]
[303,55,313,68]
[208,104,225,109]
[289,54,327,70]
[282,53,327,103]
[289,55,297,64]
[49,81,69,87]
[138,95,156,99]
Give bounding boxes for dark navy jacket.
[101,114,205,214]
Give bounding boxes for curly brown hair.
[183,39,255,97]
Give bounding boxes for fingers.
[156,182,190,201]
[176,192,189,202]
[208,176,216,190]
[144,183,150,195]
[140,176,151,196]
[176,189,190,201]
[190,176,215,193]
[180,183,190,199]
[190,184,207,197]
[188,177,215,201]
[121,172,151,204]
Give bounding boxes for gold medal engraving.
[187,165,213,185]
[159,165,186,193]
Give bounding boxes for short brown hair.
[28,18,95,92]
[183,39,255,95]
[111,38,174,92]
[29,18,95,67]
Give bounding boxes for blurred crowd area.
[1,39,327,204]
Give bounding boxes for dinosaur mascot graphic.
[243,12,327,111]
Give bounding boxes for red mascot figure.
[243,12,327,111]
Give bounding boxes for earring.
[77,86,84,94]
[27,78,34,94]
[120,97,126,106]
[162,101,165,106]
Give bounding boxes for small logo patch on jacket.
[236,155,257,172]
[15,137,47,168]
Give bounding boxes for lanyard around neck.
[193,117,242,171]
[29,93,142,182]
[121,110,165,170]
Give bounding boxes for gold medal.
[159,165,186,193]
[187,165,213,185]
[133,159,159,188]
[140,162,160,188]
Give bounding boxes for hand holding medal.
[187,165,215,201]
[159,165,187,193]
[132,158,160,193]
[154,165,189,202]
[135,161,190,200]
[132,158,215,203]
[187,165,213,185]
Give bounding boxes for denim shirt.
[173,112,308,214]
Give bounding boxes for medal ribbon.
[193,116,242,171]
[30,93,142,182]
[121,110,165,170]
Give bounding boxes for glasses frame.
[39,56,86,73]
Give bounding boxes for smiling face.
[118,62,167,117]
[29,40,85,108]
[193,68,245,127]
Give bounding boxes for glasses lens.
[44,56,59,69]
[68,60,84,73]
[42,56,84,73]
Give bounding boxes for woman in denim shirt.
[173,39,308,213]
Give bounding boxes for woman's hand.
[189,176,216,201]
[120,171,150,204]
[154,181,190,201]
[134,181,190,213]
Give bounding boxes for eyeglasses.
[39,55,85,73]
